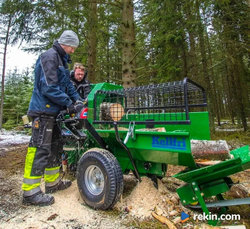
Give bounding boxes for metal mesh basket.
[93,78,207,125]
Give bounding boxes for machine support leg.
[216,194,228,216]
[83,119,108,150]
[113,122,141,182]
[192,182,218,226]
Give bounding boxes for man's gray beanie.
[58,30,79,47]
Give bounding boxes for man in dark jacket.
[70,63,91,100]
[22,30,82,206]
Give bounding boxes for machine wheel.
[77,148,124,210]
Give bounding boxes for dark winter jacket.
[28,41,80,117]
[70,71,91,100]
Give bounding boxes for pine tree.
[0,15,11,129]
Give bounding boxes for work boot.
[45,180,72,194]
[22,191,54,206]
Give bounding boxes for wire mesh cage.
[93,78,207,125]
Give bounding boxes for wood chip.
[170,196,179,205]
[169,210,178,216]
[47,213,58,221]
[172,217,181,224]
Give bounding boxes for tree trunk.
[121,0,136,88]
[106,20,110,82]
[181,38,188,78]
[87,0,97,83]
[195,0,215,133]
[224,61,235,124]
[0,17,11,130]
[184,2,198,81]
[205,30,221,126]
[232,57,248,131]
[187,31,198,80]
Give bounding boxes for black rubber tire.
[77,148,124,210]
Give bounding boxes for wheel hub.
[85,165,104,195]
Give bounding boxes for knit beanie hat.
[58,30,79,47]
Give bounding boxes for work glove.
[67,104,76,114]
[74,102,85,113]
[75,98,87,105]
[75,99,84,105]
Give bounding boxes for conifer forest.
[0,0,249,131]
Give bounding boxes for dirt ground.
[0,142,249,229]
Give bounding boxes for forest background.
[0,0,249,133]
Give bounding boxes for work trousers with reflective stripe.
[22,115,63,196]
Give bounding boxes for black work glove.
[74,103,85,113]
[67,104,76,114]
[75,99,87,105]
[75,99,84,105]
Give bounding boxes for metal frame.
[93,77,207,125]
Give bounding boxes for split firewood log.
[151,212,177,229]
[136,127,166,132]
[194,159,221,167]
[100,102,125,121]
[191,140,231,161]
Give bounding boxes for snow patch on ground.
[215,128,244,132]
[0,129,30,150]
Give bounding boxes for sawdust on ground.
[0,146,127,229]
[0,177,128,229]
[1,145,250,229]
[116,176,181,220]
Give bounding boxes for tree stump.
[100,102,125,121]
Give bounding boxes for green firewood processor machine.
[57,78,250,225]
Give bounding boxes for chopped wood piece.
[100,102,125,121]
[110,127,128,131]
[195,159,222,166]
[152,212,177,229]
[154,206,164,216]
[226,184,249,198]
[191,140,231,160]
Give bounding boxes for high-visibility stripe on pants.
[44,166,60,187]
[22,147,42,196]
